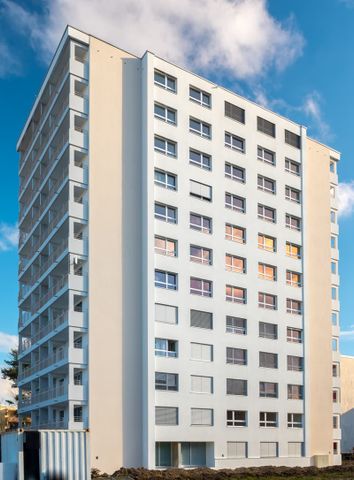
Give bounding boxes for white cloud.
[302,92,332,142]
[0,41,21,78]
[338,182,354,218]
[338,0,354,7]
[2,0,304,81]
[0,223,18,252]
[0,332,17,353]
[0,378,17,405]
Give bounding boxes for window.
[190,309,213,329]
[190,245,212,265]
[257,117,276,137]
[226,316,247,335]
[226,285,246,303]
[260,382,278,398]
[189,118,211,139]
[154,203,177,224]
[258,146,275,165]
[154,169,177,190]
[287,299,302,315]
[154,70,176,92]
[285,129,301,149]
[227,378,247,396]
[258,234,276,252]
[190,277,212,297]
[155,406,178,425]
[225,193,246,213]
[155,442,172,467]
[258,292,277,310]
[333,415,339,429]
[225,254,246,273]
[332,338,338,351]
[258,204,276,223]
[288,413,303,428]
[155,372,178,391]
[331,210,337,223]
[154,136,177,157]
[155,338,178,357]
[330,185,336,199]
[155,270,177,290]
[333,442,339,455]
[333,389,340,403]
[155,236,177,257]
[286,270,301,287]
[286,242,301,259]
[155,303,178,325]
[258,263,276,281]
[225,224,246,243]
[332,312,338,326]
[285,158,300,176]
[333,363,340,377]
[190,180,212,201]
[73,405,82,422]
[154,103,177,124]
[286,186,301,203]
[225,132,245,152]
[190,86,211,107]
[258,175,276,194]
[227,442,247,459]
[288,442,303,457]
[225,163,245,183]
[288,355,303,372]
[331,236,337,249]
[73,370,82,385]
[226,347,247,365]
[260,412,278,427]
[331,261,337,274]
[259,322,278,340]
[191,408,213,426]
[332,287,338,301]
[286,214,301,231]
[259,352,278,369]
[73,333,83,348]
[190,213,212,233]
[189,149,211,170]
[181,443,207,467]
[260,442,278,458]
[330,160,336,174]
[288,384,303,400]
[191,375,213,393]
[191,342,213,362]
[225,101,245,123]
[287,327,302,343]
[227,410,247,427]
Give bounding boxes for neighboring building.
[341,355,354,453]
[0,405,18,432]
[16,26,341,473]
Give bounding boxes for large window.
[154,169,177,190]
[226,316,247,335]
[225,254,246,273]
[189,117,211,139]
[286,242,301,259]
[225,132,245,153]
[287,299,302,315]
[285,158,300,176]
[226,347,247,365]
[155,303,178,325]
[258,263,276,281]
[258,175,276,194]
[227,378,247,396]
[260,382,278,398]
[190,180,212,201]
[155,270,177,290]
[259,352,278,369]
[155,338,178,357]
[225,163,245,183]
[191,375,213,393]
[288,413,303,428]
[225,193,246,213]
[155,406,178,425]
[258,146,275,165]
[190,213,212,233]
[288,384,303,400]
[190,245,212,265]
[260,412,278,427]
[257,117,276,137]
[286,214,301,231]
[286,270,301,287]
[181,443,207,467]
[191,342,213,362]
[155,372,178,391]
[259,322,278,340]
[190,86,211,107]
[258,204,276,223]
[225,101,245,123]
[288,442,303,458]
[227,442,247,459]
[155,442,172,467]
[226,285,247,303]
[189,149,211,171]
[191,408,213,426]
[190,310,213,329]
[155,236,177,257]
[258,234,276,252]
[288,355,303,372]
[285,185,301,203]
[154,70,177,92]
[154,135,177,157]
[287,327,302,343]
[285,129,301,149]
[154,203,177,223]
[227,410,247,427]
[260,442,278,458]
[190,277,212,297]
[226,224,246,243]
[154,103,177,124]
[258,292,277,310]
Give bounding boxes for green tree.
[1,348,18,389]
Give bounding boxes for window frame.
[189,86,211,108]
[154,70,177,92]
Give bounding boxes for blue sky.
[0,0,353,365]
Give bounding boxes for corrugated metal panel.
[40,430,89,480]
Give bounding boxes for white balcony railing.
[19,311,67,354]
[19,348,67,381]
[20,384,66,407]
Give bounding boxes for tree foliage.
[1,348,18,388]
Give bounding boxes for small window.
[330,160,336,174]
[190,245,212,265]
[225,101,245,124]
[154,169,177,190]
[258,204,276,223]
[288,442,303,457]
[287,327,302,343]
[285,186,301,203]
[260,442,278,458]
[225,254,246,273]
[258,292,277,310]
[333,442,340,456]
[331,210,337,223]
[225,224,246,243]
[333,363,340,377]
[226,347,247,365]
[225,163,245,183]
[332,312,338,326]
[333,389,340,403]
[286,214,301,231]
[154,203,177,224]
[286,242,301,259]
[258,146,275,165]
[155,303,178,325]
[189,86,211,107]
[190,180,212,201]
[260,382,278,398]
[190,277,212,297]
[285,158,301,176]
[227,442,247,459]
[287,299,302,315]
[226,316,247,335]
[191,375,213,393]
[225,193,246,213]
[155,236,177,257]
[333,415,339,428]
[154,135,177,157]
[332,286,338,301]
[191,408,213,426]
[288,384,303,400]
[288,413,303,428]
[332,338,338,351]
[154,103,177,124]
[258,263,276,281]
[154,70,177,92]
[189,149,211,171]
[227,378,247,396]
[227,410,247,427]
[259,352,278,369]
[258,175,276,194]
[155,406,178,425]
[285,130,301,149]
[225,132,245,153]
[155,338,178,358]
[257,117,276,137]
[226,285,247,304]
[258,234,276,252]
[191,342,213,362]
[155,372,178,391]
[189,118,211,139]
[73,405,82,422]
[287,355,303,371]
[260,412,278,427]
[331,236,337,249]
[286,270,302,287]
[155,270,177,290]
[259,322,278,340]
[190,213,212,233]
[190,309,213,329]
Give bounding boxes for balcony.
[19,311,68,354]
[18,347,67,382]
[19,384,67,408]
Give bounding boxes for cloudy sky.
[0,0,353,373]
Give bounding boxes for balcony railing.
[29,274,67,315]
[19,348,67,381]
[29,420,66,430]
[19,311,67,354]
[20,384,66,407]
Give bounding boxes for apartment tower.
[17,27,341,473]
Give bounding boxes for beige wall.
[88,37,142,473]
[305,139,333,462]
[341,356,354,452]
